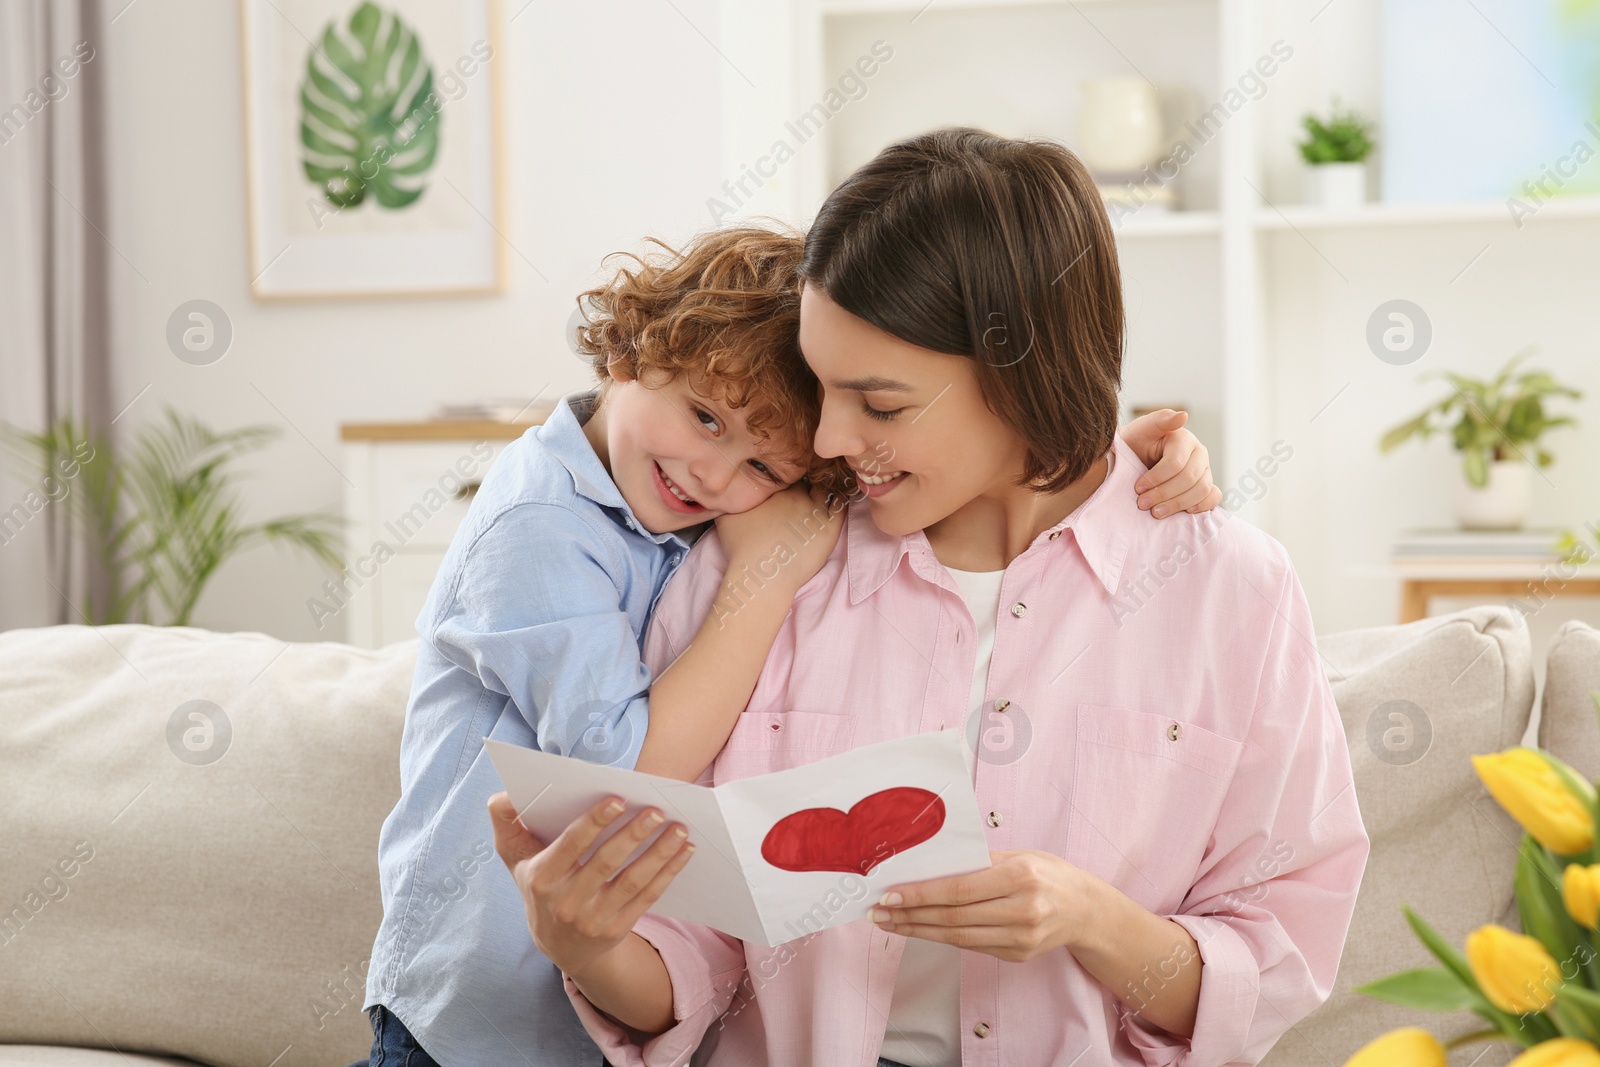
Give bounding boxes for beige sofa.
[2,609,1594,1066]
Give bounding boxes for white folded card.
[484,728,992,947]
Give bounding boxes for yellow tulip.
[1467,925,1563,1013]
[1473,748,1595,856]
[1342,1028,1447,1067]
[1564,864,1600,929]
[1509,1038,1600,1067]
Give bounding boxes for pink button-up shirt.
[567,436,1369,1067]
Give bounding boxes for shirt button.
[986,811,1002,827]
[1011,602,1027,618]
[1048,530,1061,541]
[973,1022,991,1038]
[1168,723,1182,741]
[994,699,1010,714]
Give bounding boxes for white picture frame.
[240,0,506,299]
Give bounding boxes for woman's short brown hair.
[573,226,848,496]
[799,127,1124,494]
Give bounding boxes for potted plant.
[1379,350,1581,531]
[1345,694,1600,1067]
[0,408,342,625]
[1299,100,1376,208]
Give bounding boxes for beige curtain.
[0,0,112,628]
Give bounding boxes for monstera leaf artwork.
[299,2,440,209]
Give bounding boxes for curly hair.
[573,226,852,498]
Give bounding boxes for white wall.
[81,0,722,641]
[12,0,1599,656]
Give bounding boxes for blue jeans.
[360,1004,443,1067]
[356,1003,900,1066]
[356,1004,616,1066]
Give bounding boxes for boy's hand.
[1119,410,1222,517]
[714,484,844,592]
[489,791,694,979]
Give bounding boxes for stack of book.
[1391,528,1569,567]
[431,397,557,423]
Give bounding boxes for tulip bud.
[1508,1038,1600,1067]
[1473,748,1595,856]
[1341,1028,1447,1067]
[1564,864,1600,930]
[1466,925,1563,1014]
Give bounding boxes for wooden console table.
[1395,565,1600,623]
[338,418,547,646]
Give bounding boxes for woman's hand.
[868,849,1092,963]
[1118,409,1222,517]
[488,791,695,979]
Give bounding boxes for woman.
[491,129,1369,1067]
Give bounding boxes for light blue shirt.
[364,388,698,1065]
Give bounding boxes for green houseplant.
[0,408,343,625]
[1379,350,1582,530]
[1299,100,1376,207]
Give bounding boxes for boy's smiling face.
[582,368,809,536]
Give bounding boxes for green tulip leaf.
[1516,836,1591,976]
[1538,750,1597,810]
[300,2,440,210]
[1403,907,1480,991]
[1553,984,1600,1043]
[1400,906,1539,1046]
[1355,967,1478,1011]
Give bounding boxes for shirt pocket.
[1068,704,1244,915]
[713,709,857,778]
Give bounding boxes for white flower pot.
[1454,460,1531,531]
[1306,162,1368,208]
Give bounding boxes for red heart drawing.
[760,787,946,875]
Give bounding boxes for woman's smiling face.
[798,284,1029,538]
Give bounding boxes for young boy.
[360,226,1219,1066]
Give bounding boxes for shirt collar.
[844,435,1140,604]
[537,388,697,549]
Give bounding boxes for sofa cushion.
[0,626,414,1067]
[1260,607,1531,1067]
[1538,620,1600,780]
[0,1047,203,1066]
[0,608,1542,1065]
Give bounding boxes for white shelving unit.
[1255,195,1600,231]
[715,0,1600,587]
[718,0,1257,486]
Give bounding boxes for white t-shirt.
[879,563,1006,1067]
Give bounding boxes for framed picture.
[240,0,505,298]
